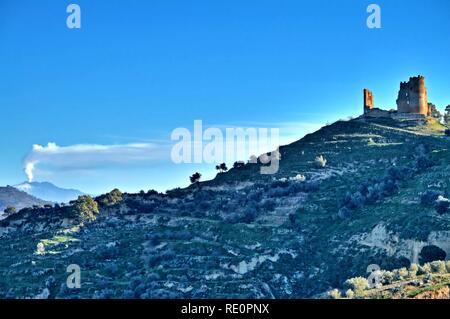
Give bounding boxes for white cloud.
[24,142,169,182]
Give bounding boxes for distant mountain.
[14,181,84,204]
[0,186,50,212]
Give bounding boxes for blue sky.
[1,0,449,194]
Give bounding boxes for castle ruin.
[362,75,430,121]
[396,76,428,115]
[363,89,374,114]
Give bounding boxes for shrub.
[248,189,263,202]
[93,288,114,299]
[146,189,160,197]
[104,262,119,276]
[430,260,447,274]
[395,267,409,280]
[420,263,432,274]
[4,206,16,215]
[445,261,450,273]
[146,250,176,268]
[409,263,419,278]
[122,289,136,299]
[435,196,450,214]
[380,271,395,285]
[415,155,434,170]
[96,244,119,260]
[345,289,355,299]
[387,166,408,181]
[288,213,297,226]
[350,191,365,209]
[420,190,442,205]
[267,187,288,198]
[242,207,258,224]
[419,245,447,264]
[344,277,369,296]
[260,199,276,212]
[338,207,352,220]
[314,155,327,168]
[327,289,341,299]
[45,276,56,289]
[223,213,242,224]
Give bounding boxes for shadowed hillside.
[0,186,50,213]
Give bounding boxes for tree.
[4,206,16,216]
[233,161,245,169]
[147,189,159,196]
[419,245,446,264]
[436,197,450,215]
[97,188,123,207]
[189,172,201,184]
[72,195,99,222]
[428,103,442,121]
[444,105,450,126]
[215,163,228,173]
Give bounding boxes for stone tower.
[363,88,374,113]
[396,75,428,115]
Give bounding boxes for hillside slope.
[1,118,450,299]
[0,186,50,213]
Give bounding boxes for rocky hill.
[0,186,50,213]
[1,117,450,299]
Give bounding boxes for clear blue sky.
[1,0,449,194]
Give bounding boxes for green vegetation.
[330,259,450,299]
[344,277,369,296]
[419,245,447,264]
[96,189,123,207]
[71,195,99,222]
[4,206,16,215]
[189,172,201,184]
[1,117,450,299]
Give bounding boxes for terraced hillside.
[1,118,450,299]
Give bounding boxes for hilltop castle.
[362,75,430,121]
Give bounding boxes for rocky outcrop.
[353,223,450,264]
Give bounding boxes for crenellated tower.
[396,75,428,115]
